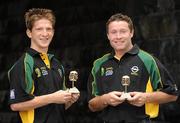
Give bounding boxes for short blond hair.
[24,8,56,30]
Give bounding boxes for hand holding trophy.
[120,75,131,100]
[68,71,80,93]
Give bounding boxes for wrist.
[45,93,54,104]
[144,93,150,103]
[101,94,108,106]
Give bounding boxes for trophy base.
[120,92,131,100]
[69,87,80,94]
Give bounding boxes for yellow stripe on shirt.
[145,78,159,118]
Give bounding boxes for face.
[107,21,134,54]
[26,18,54,53]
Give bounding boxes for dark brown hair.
[106,13,134,33]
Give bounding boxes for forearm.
[88,94,108,112]
[145,91,177,104]
[10,93,54,111]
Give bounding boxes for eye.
[119,30,127,34]
[36,27,43,31]
[110,30,117,34]
[46,28,53,32]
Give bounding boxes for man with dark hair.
[87,13,178,123]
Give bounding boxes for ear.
[130,30,134,38]
[107,33,110,40]
[26,29,32,38]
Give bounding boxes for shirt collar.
[26,48,39,57]
[109,44,139,59]
[127,44,139,55]
[26,48,54,59]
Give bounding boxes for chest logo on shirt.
[105,67,113,76]
[35,68,41,78]
[131,66,139,76]
[40,67,48,76]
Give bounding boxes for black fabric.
[8,48,66,123]
[87,44,178,122]
[102,118,170,123]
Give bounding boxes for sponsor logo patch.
[40,67,48,76]
[35,68,41,78]
[131,66,139,76]
[105,67,113,76]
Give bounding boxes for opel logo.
[131,66,139,73]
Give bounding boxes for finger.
[114,91,122,96]
[72,93,80,98]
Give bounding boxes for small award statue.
[120,75,131,100]
[68,71,80,93]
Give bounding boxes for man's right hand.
[50,90,73,104]
[104,91,125,106]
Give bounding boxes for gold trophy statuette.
[120,75,131,99]
[68,71,80,93]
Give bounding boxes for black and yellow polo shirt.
[8,48,66,123]
[87,44,178,122]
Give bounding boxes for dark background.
[0,0,180,123]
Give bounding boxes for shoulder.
[51,55,63,66]
[9,53,26,70]
[8,53,26,78]
[52,56,61,64]
[93,53,111,66]
[92,53,111,73]
[138,49,157,63]
[138,50,162,74]
[51,55,65,71]
[9,53,34,73]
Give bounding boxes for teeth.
[40,38,48,40]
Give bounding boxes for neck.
[115,44,133,60]
[30,46,48,54]
[114,53,123,60]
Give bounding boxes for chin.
[114,47,125,50]
[40,43,50,48]
[40,45,49,49]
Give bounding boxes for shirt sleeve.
[155,57,178,95]
[8,58,34,105]
[87,66,102,102]
[87,73,94,102]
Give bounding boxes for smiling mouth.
[114,40,124,44]
[40,38,49,41]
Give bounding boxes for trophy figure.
[120,75,131,99]
[69,71,80,93]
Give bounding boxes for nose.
[42,29,49,36]
[116,32,122,39]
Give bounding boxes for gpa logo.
[105,67,113,76]
[40,67,48,76]
[131,66,139,76]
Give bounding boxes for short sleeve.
[8,57,34,105]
